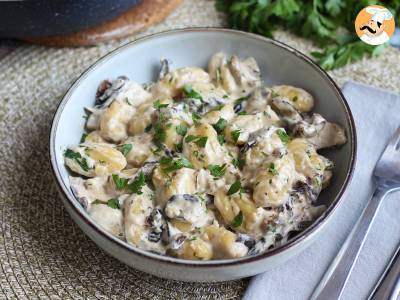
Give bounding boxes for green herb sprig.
[216,0,400,70]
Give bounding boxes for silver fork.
[311,127,400,300]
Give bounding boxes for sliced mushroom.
[292,113,326,138]
[270,96,303,126]
[95,76,129,108]
[307,122,347,149]
[245,87,273,113]
[158,59,171,80]
[228,55,261,90]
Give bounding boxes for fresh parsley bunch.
[216,0,400,70]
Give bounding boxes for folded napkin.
[244,81,400,300]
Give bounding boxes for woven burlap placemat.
[0,1,399,299]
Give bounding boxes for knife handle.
[369,243,400,300]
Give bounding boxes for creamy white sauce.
[64,52,346,260]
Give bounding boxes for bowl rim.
[49,27,357,267]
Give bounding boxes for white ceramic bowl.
[50,28,356,282]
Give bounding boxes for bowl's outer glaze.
[50,28,356,282]
[0,0,142,38]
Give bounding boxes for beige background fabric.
[0,0,399,299]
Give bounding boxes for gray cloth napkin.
[244,81,400,300]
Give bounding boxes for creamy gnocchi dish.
[64,53,346,260]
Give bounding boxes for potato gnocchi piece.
[89,203,124,238]
[99,100,136,142]
[272,85,314,112]
[124,133,155,167]
[224,110,280,145]
[151,67,211,98]
[183,123,228,168]
[208,52,261,95]
[70,176,114,209]
[124,186,166,254]
[204,225,248,258]
[287,138,328,178]
[180,238,213,260]
[253,156,297,208]
[203,103,236,124]
[152,166,196,208]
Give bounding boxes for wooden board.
[25,0,182,46]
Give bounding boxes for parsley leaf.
[107,198,120,209]
[208,164,227,178]
[153,100,169,110]
[112,174,129,190]
[185,135,208,148]
[117,144,133,156]
[215,0,398,70]
[80,133,87,143]
[175,124,188,136]
[227,180,242,196]
[231,129,241,143]
[128,171,146,194]
[232,158,245,169]
[231,211,243,227]
[268,163,279,176]
[175,142,183,152]
[64,149,90,172]
[212,118,227,133]
[192,112,202,125]
[217,134,225,145]
[144,123,153,132]
[153,122,166,147]
[183,84,203,101]
[92,198,120,209]
[160,156,194,173]
[276,129,290,144]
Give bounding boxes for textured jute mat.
[0,1,399,299]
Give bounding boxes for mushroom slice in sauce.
[307,122,347,149]
[270,96,303,126]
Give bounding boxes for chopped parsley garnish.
[107,198,120,209]
[217,134,225,145]
[117,144,133,156]
[185,135,208,148]
[268,163,278,176]
[227,180,242,196]
[112,174,129,190]
[210,104,225,111]
[128,171,146,195]
[231,129,241,143]
[175,124,188,136]
[64,149,90,172]
[153,122,166,147]
[276,129,290,144]
[234,96,249,106]
[144,123,153,132]
[192,112,202,125]
[231,211,243,227]
[159,156,194,173]
[237,111,247,115]
[292,96,298,102]
[232,158,245,169]
[175,142,183,152]
[182,84,203,101]
[92,198,120,209]
[207,164,227,178]
[153,99,169,110]
[212,118,227,133]
[216,67,221,84]
[80,133,87,143]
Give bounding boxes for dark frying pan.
[0,0,142,38]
